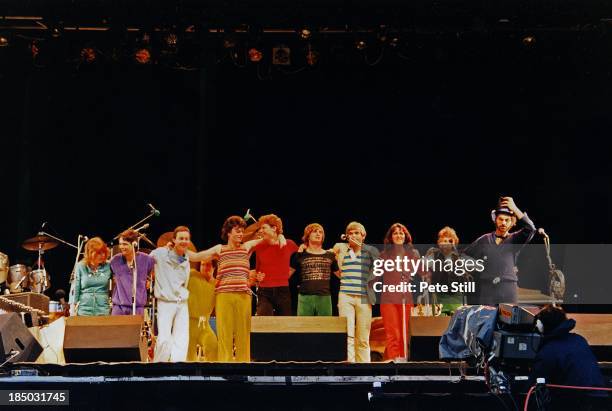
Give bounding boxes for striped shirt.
[339,251,373,296]
[216,246,251,294]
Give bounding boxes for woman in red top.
[379,223,419,360]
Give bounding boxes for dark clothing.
[532,319,605,392]
[463,214,536,304]
[291,250,338,296]
[256,286,292,316]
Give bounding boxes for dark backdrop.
[1,30,611,305]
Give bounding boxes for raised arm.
[187,244,222,263]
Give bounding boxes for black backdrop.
[1,29,611,303]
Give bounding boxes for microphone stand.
[131,241,139,315]
[113,209,158,241]
[38,231,77,249]
[68,235,87,316]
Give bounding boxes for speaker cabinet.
[0,313,43,363]
[251,316,347,361]
[63,315,147,363]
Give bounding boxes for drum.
[8,264,29,293]
[0,252,8,284]
[48,300,63,322]
[29,268,50,293]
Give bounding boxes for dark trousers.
[256,286,292,316]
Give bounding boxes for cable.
[523,383,612,411]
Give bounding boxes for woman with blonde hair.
[72,237,112,316]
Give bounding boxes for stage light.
[355,40,367,51]
[80,47,97,63]
[0,36,8,48]
[299,27,312,41]
[522,35,536,46]
[248,47,263,62]
[305,44,319,66]
[389,36,400,48]
[164,33,178,48]
[272,45,291,65]
[134,48,152,64]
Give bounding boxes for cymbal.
[22,235,59,251]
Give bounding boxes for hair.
[437,226,459,244]
[119,229,139,243]
[536,304,567,334]
[383,223,412,245]
[302,223,325,246]
[221,216,247,241]
[258,214,283,235]
[83,237,109,267]
[345,221,366,237]
[173,226,190,239]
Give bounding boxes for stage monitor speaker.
[251,316,347,362]
[63,315,147,363]
[409,316,451,360]
[0,312,43,363]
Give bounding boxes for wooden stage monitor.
[251,316,347,362]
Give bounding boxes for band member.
[186,216,265,362]
[110,229,155,315]
[72,237,112,316]
[424,226,468,315]
[187,261,218,362]
[334,221,379,363]
[292,223,339,316]
[379,223,419,361]
[253,214,298,316]
[464,197,536,305]
[150,226,192,362]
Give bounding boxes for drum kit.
[2,234,57,295]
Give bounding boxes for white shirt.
[150,247,190,303]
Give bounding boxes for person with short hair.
[150,226,192,362]
[532,305,607,408]
[334,221,379,363]
[253,214,298,316]
[110,228,155,315]
[292,223,339,316]
[72,237,112,316]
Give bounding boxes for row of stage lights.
[0,26,540,69]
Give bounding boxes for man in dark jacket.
[531,305,607,409]
[463,196,535,304]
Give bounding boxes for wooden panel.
[64,315,144,349]
[568,314,612,346]
[251,316,347,333]
[409,316,451,336]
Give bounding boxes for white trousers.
[154,300,189,362]
[338,293,372,363]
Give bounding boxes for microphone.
[148,203,161,217]
[79,235,89,242]
[41,221,47,230]
[537,228,549,237]
[135,223,150,232]
[340,234,347,241]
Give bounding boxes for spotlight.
[30,41,39,59]
[299,27,312,41]
[164,33,178,48]
[248,47,263,62]
[272,45,291,65]
[134,48,152,64]
[305,45,319,66]
[522,35,536,46]
[355,40,367,51]
[389,36,400,48]
[51,27,61,38]
[0,36,8,48]
[80,47,97,63]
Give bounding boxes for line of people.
[69,196,536,363]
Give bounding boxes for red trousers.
[380,303,412,359]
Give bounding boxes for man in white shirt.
[150,226,191,362]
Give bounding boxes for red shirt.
[254,239,298,288]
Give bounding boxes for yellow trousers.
[216,292,251,362]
